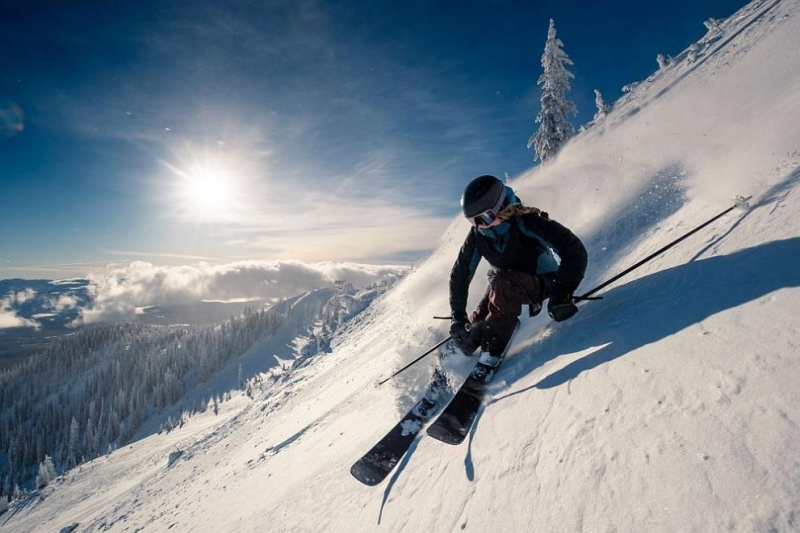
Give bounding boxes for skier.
[449,175,588,371]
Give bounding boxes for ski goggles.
[471,209,501,227]
[469,188,507,227]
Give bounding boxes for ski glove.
[548,282,579,322]
[449,312,471,339]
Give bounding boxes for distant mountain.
[0,279,92,365]
[0,278,256,365]
[0,276,398,366]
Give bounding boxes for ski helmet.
[461,175,507,226]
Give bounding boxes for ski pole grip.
[433,315,470,331]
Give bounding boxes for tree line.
[0,304,285,501]
[0,281,391,504]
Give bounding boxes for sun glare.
[187,170,232,213]
[162,150,249,223]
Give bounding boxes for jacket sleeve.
[449,231,482,317]
[527,215,588,294]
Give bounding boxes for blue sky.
[1,0,747,279]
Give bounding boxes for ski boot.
[469,328,508,383]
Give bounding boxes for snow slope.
[3,0,800,531]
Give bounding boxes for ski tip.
[350,461,387,486]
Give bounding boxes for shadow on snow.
[497,236,800,398]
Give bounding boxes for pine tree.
[529,19,577,162]
[35,455,56,489]
[67,417,80,468]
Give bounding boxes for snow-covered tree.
[0,279,402,497]
[705,18,720,31]
[593,89,608,122]
[622,82,640,94]
[529,19,577,162]
[704,17,722,36]
[687,43,701,63]
[35,455,56,489]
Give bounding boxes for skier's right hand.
[449,312,471,339]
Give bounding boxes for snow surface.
[3,0,800,531]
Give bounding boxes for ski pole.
[575,195,751,301]
[376,336,453,386]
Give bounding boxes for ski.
[350,367,449,486]
[426,320,520,445]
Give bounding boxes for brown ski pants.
[465,270,551,355]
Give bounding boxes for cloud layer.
[0,291,40,329]
[80,260,409,323]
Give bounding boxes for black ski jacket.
[449,212,588,317]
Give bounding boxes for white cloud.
[0,295,39,329]
[79,260,409,324]
[14,288,36,304]
[50,293,80,312]
[218,193,453,263]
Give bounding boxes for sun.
[162,151,247,223]
[186,169,234,215]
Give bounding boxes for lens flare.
[0,99,24,138]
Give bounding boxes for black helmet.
[461,175,507,225]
